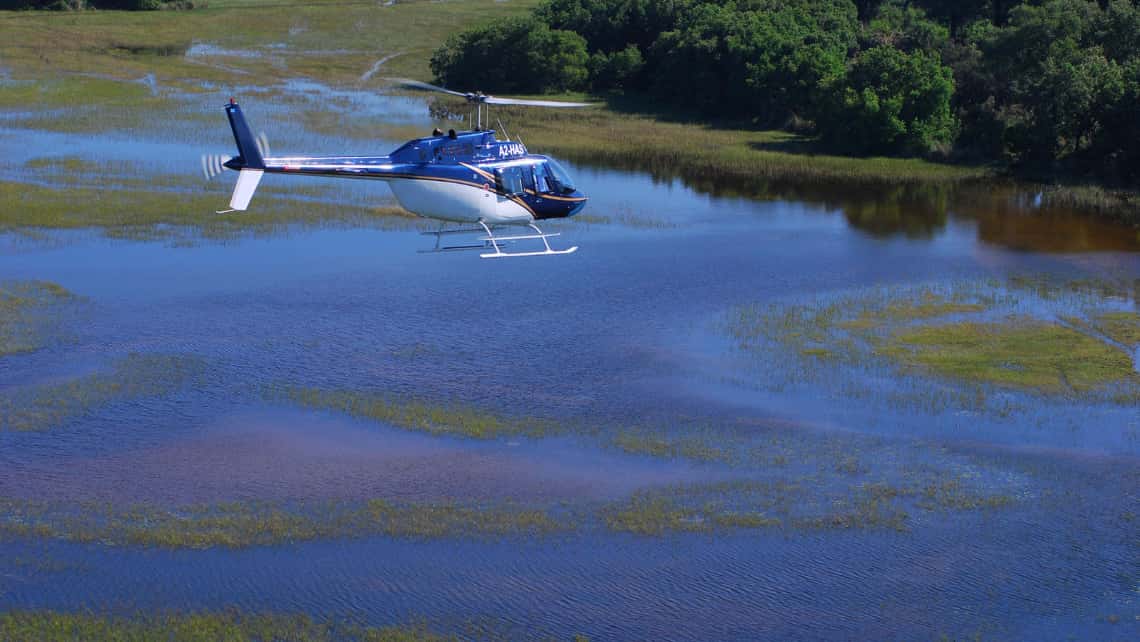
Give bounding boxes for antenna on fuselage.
[496,116,511,142]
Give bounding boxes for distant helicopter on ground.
[202,79,593,258]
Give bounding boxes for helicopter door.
[533,163,553,194]
[494,167,525,196]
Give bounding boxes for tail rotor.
[200,153,228,180]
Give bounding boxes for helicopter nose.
[568,193,587,216]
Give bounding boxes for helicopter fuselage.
[222,113,587,226]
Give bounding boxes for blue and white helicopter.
[203,80,592,258]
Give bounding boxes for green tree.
[537,0,691,55]
[430,17,589,94]
[647,0,857,123]
[865,1,951,53]
[588,45,644,90]
[977,0,1129,167]
[820,45,957,155]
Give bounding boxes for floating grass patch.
[726,278,1140,406]
[277,388,791,466]
[727,284,1000,376]
[269,386,561,440]
[0,280,74,356]
[602,471,1014,536]
[609,427,736,464]
[1005,274,1136,302]
[0,353,204,431]
[0,496,568,549]
[1092,311,1140,347]
[0,610,452,642]
[882,319,1135,393]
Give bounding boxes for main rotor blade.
[483,96,595,108]
[388,77,467,98]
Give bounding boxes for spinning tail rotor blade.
[200,154,228,180]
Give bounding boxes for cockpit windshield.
[544,159,576,194]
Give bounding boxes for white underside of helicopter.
[386,177,531,225]
[389,177,576,257]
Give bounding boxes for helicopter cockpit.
[495,159,577,197]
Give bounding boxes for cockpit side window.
[534,163,552,193]
[545,159,576,194]
[495,167,524,196]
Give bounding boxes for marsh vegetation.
[0,496,567,548]
[0,610,453,642]
[0,280,73,356]
[727,277,1140,405]
[1,353,204,431]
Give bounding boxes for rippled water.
[1,79,1138,640]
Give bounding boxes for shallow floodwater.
[1,79,1138,640]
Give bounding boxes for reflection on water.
[561,141,1139,252]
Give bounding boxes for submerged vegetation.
[727,277,1140,404]
[603,471,1014,536]
[0,353,204,431]
[0,496,567,548]
[0,179,418,241]
[1092,311,1140,347]
[0,280,73,356]
[884,319,1136,392]
[0,611,453,642]
[268,386,562,440]
[0,447,1018,547]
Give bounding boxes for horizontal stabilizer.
[229,169,263,211]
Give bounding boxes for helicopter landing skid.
[419,221,577,258]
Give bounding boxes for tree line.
[431,0,1140,183]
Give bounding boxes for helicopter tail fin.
[219,99,265,212]
[224,99,265,170]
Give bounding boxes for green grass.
[0,179,419,240]
[600,472,1013,536]
[0,280,74,356]
[0,610,454,642]
[883,319,1136,393]
[727,278,1140,401]
[269,386,561,440]
[726,285,996,369]
[1092,311,1140,347]
[277,386,777,466]
[0,496,568,549]
[0,353,204,431]
[609,427,736,463]
[0,0,540,89]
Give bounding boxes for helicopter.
[202,79,593,258]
